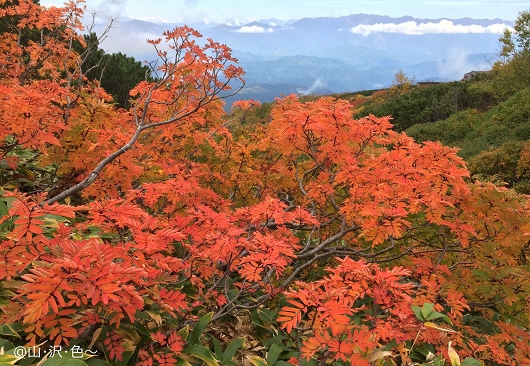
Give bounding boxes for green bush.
[355,80,496,132]
[407,86,530,159]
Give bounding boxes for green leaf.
[383,339,398,351]
[0,340,14,352]
[15,354,39,366]
[266,344,283,366]
[414,348,431,357]
[175,358,192,366]
[461,358,482,366]
[42,214,71,223]
[187,312,213,346]
[0,324,23,338]
[41,358,88,366]
[262,335,287,348]
[0,199,8,216]
[110,351,133,366]
[86,359,112,366]
[426,311,452,324]
[257,309,275,325]
[133,311,151,321]
[409,350,428,362]
[0,353,21,365]
[412,306,424,321]
[131,321,151,337]
[421,303,434,319]
[432,355,445,366]
[178,326,189,341]
[212,338,223,358]
[424,322,457,333]
[182,345,219,366]
[221,338,243,364]
[247,356,268,366]
[298,357,316,366]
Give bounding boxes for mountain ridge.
[91,14,512,103]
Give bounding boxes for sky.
[39,0,527,23]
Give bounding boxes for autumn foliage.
[1,1,530,365]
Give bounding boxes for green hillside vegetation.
[404,52,530,193]
[468,141,530,193]
[406,85,530,158]
[407,86,530,192]
[354,77,494,131]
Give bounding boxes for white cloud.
[297,78,325,95]
[438,47,473,80]
[135,17,174,23]
[350,20,513,36]
[437,47,490,81]
[233,25,274,33]
[224,18,241,26]
[96,0,126,18]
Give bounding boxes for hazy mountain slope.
[90,14,512,102]
[236,53,493,102]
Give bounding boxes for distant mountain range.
[92,14,513,103]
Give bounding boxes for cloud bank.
[350,20,512,36]
[234,25,274,33]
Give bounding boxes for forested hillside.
[1,2,530,366]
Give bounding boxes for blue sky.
[40,0,528,23]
